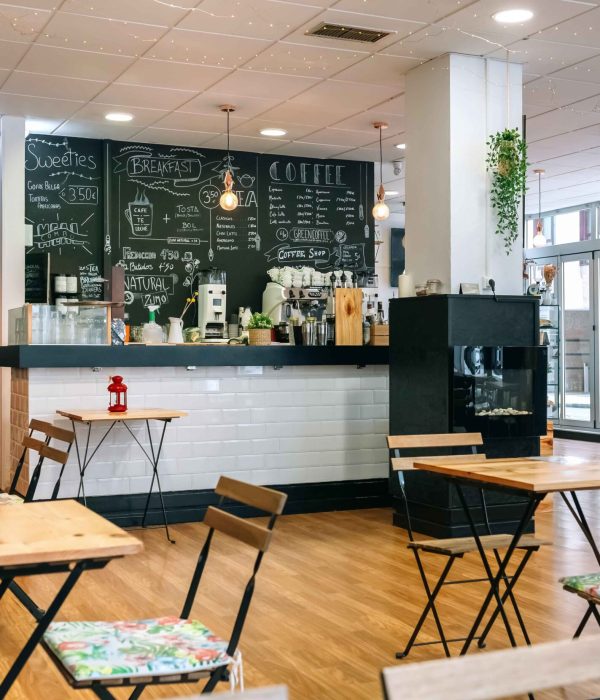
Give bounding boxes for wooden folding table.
[414,455,600,655]
[57,408,187,543]
[0,500,142,697]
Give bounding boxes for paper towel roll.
[398,274,413,298]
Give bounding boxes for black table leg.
[560,491,600,566]
[71,420,117,506]
[0,562,86,697]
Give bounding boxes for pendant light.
[219,105,238,212]
[532,168,546,248]
[372,121,390,221]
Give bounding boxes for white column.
[405,54,523,295]
[0,115,25,488]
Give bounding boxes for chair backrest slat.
[40,443,70,465]
[204,506,272,552]
[22,436,45,455]
[30,419,75,445]
[216,476,287,515]
[387,433,483,450]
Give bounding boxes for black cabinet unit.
[389,295,546,537]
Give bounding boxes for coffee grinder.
[197,268,227,340]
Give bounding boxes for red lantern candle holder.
[108,375,128,413]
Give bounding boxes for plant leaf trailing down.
[486,128,528,254]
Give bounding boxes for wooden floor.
[4,438,600,699]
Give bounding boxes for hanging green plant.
[486,128,528,254]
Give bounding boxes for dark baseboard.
[555,429,600,443]
[85,478,392,527]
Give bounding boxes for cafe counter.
[0,344,390,525]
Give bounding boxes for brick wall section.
[27,364,389,499]
[10,367,29,493]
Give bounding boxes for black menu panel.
[107,141,375,324]
[25,135,104,299]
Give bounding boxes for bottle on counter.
[142,305,163,343]
[124,312,130,343]
[375,301,385,325]
[363,318,371,345]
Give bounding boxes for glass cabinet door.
[561,253,594,427]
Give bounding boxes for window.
[525,202,599,248]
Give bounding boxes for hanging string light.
[532,168,547,248]
[372,121,390,222]
[219,105,238,212]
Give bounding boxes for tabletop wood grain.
[0,500,143,567]
[414,456,600,493]
[382,635,600,700]
[56,408,187,422]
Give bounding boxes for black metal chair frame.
[3,420,75,622]
[42,482,285,699]
[392,444,540,659]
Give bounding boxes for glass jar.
[426,279,442,295]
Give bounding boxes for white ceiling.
[1,0,600,213]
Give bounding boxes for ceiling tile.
[332,0,478,23]
[536,7,600,49]
[289,79,401,112]
[202,132,282,153]
[0,92,84,119]
[150,28,271,67]
[0,39,29,69]
[527,106,600,142]
[232,119,320,140]
[551,53,600,85]
[207,69,319,99]
[132,127,218,147]
[60,0,193,25]
[184,91,280,118]
[2,70,105,100]
[332,111,404,133]
[19,45,135,81]
[116,58,230,90]
[0,6,51,42]
[244,41,367,78]
[152,111,245,132]
[333,53,420,85]
[268,141,347,158]
[486,39,600,76]
[178,0,322,41]
[53,119,141,139]
[70,101,169,127]
[296,127,376,147]
[93,82,196,110]
[40,13,164,56]
[525,76,600,109]
[383,25,506,61]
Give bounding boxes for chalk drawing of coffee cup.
[125,190,153,237]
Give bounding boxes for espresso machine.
[197,268,227,340]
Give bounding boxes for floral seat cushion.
[0,493,24,505]
[560,573,600,599]
[43,616,232,682]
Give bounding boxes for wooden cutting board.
[335,288,363,346]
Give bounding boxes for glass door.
[561,253,594,428]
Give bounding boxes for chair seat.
[561,573,600,601]
[408,533,548,556]
[43,617,232,683]
[0,492,23,505]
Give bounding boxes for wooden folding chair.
[3,418,75,503]
[381,635,600,700]
[42,476,287,699]
[0,419,75,619]
[388,433,547,659]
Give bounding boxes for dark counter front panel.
[0,344,389,369]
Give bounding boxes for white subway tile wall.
[29,365,390,499]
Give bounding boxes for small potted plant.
[247,312,273,346]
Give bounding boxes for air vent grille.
[306,22,390,44]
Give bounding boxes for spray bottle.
[142,305,163,343]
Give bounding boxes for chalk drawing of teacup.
[125,191,153,237]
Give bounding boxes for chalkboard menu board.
[25,135,104,299]
[108,141,374,324]
[25,253,50,303]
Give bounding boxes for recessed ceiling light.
[260,127,287,137]
[492,9,534,24]
[385,190,399,196]
[105,112,134,122]
[395,143,406,149]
